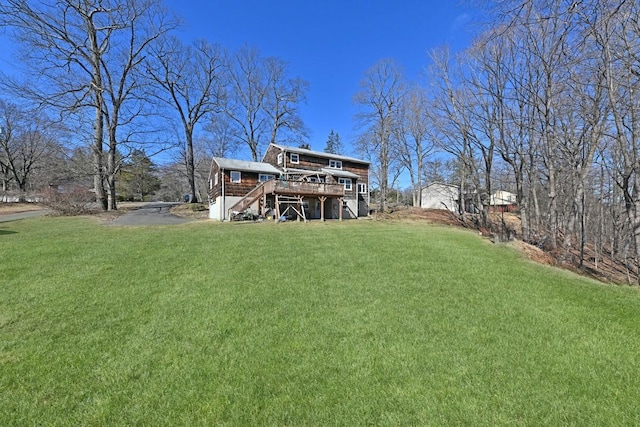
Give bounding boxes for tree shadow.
[0,229,17,235]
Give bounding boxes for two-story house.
[208,143,370,221]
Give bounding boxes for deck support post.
[262,192,267,216]
[338,197,343,221]
[319,196,327,221]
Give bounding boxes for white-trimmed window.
[277,153,283,165]
[338,177,352,191]
[259,174,275,182]
[230,171,241,183]
[214,172,219,186]
[290,153,299,164]
[357,183,367,194]
[329,159,342,169]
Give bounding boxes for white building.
[420,182,459,212]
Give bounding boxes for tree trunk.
[186,128,198,203]
[92,106,106,211]
[107,142,117,211]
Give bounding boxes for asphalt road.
[109,202,193,226]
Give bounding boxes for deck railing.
[263,180,345,197]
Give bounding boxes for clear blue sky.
[165,0,476,155]
[0,1,476,158]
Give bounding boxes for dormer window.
[290,153,299,164]
[329,159,342,169]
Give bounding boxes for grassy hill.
[2,217,639,425]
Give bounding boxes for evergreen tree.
[117,150,161,201]
[324,129,343,154]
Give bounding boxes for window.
[230,171,241,183]
[214,172,219,186]
[329,159,342,169]
[277,153,283,165]
[308,176,324,183]
[358,183,367,194]
[259,174,275,182]
[338,178,352,191]
[290,153,299,164]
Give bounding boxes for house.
[208,143,370,221]
[490,190,518,213]
[420,182,459,212]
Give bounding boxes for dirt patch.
[170,203,210,220]
[380,207,464,226]
[0,203,46,215]
[488,212,522,235]
[511,240,556,265]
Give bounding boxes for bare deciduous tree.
[224,46,309,161]
[354,59,405,213]
[392,85,435,207]
[586,0,640,278]
[0,0,177,210]
[100,0,177,210]
[0,100,60,194]
[426,47,480,217]
[0,0,111,208]
[147,37,224,203]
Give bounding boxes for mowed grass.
[1,217,640,426]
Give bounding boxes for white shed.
[420,182,459,212]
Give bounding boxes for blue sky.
[0,1,476,159]
[165,0,476,155]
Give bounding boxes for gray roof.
[282,167,321,175]
[321,168,360,179]
[283,167,360,179]
[270,143,370,165]
[422,181,458,190]
[213,158,281,175]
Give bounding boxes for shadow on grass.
[0,229,17,235]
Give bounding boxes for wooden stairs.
[227,182,266,218]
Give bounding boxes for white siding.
[209,196,244,221]
[421,184,458,212]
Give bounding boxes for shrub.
[44,187,96,215]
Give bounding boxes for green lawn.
[2,217,640,425]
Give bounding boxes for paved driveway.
[109,202,193,226]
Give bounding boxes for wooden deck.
[263,180,345,197]
[227,179,346,222]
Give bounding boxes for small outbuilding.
[490,190,518,213]
[420,182,459,212]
